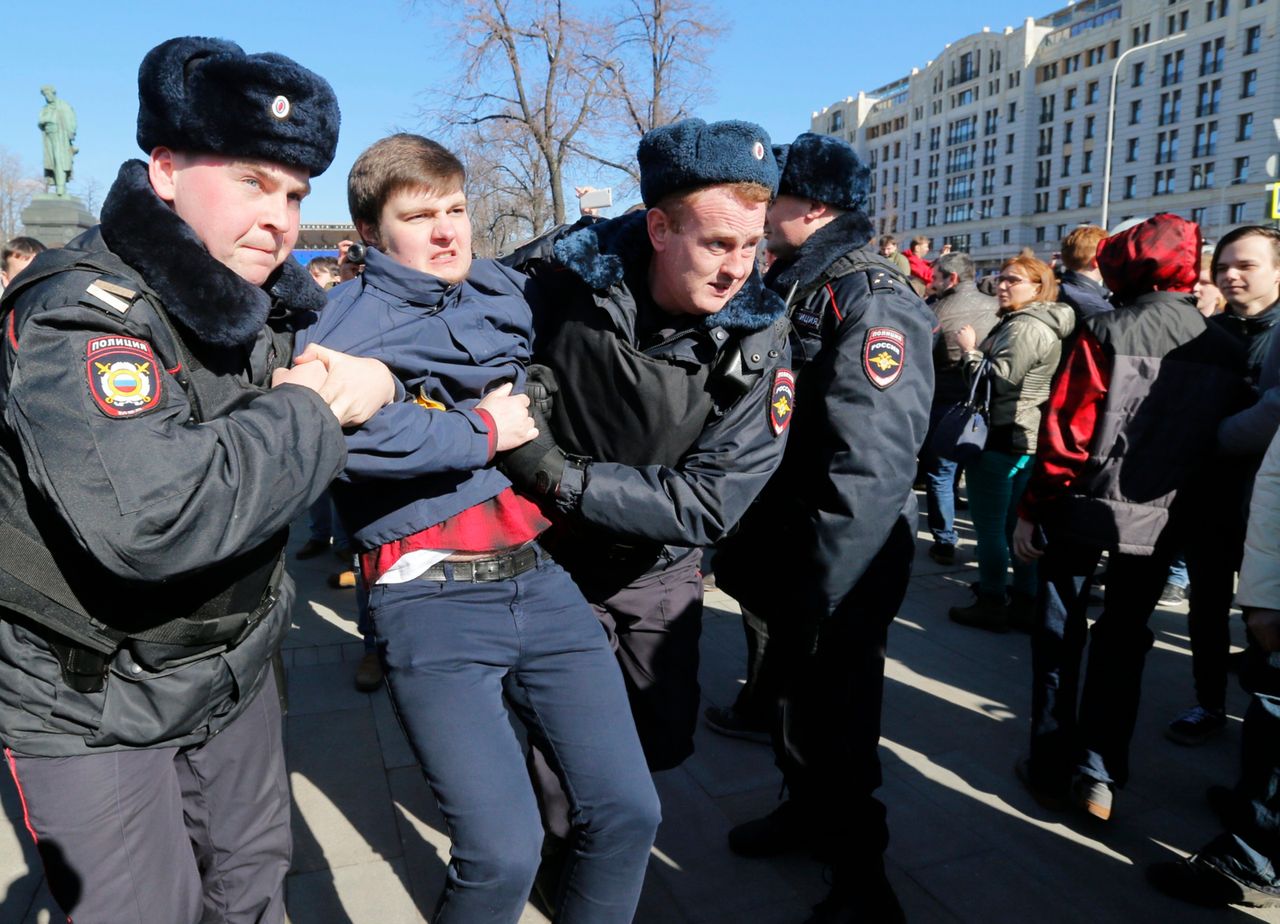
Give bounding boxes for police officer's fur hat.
[638,118,778,207]
[137,37,340,177]
[774,132,870,213]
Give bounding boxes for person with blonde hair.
[948,256,1075,631]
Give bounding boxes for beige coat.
[1237,425,1280,610]
[961,300,1076,455]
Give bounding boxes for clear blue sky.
[1,0,1044,223]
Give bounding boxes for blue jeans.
[1195,648,1280,890]
[922,404,962,546]
[1028,527,1174,790]
[965,450,1036,598]
[368,552,660,923]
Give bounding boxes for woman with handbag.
[949,256,1075,632]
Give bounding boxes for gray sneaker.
[1073,775,1113,821]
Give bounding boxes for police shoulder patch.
[86,335,162,418]
[863,327,905,390]
[769,368,795,437]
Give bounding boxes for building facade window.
[1193,121,1218,156]
[1197,79,1222,115]
[1239,112,1254,140]
[1245,24,1262,54]
[1242,69,1258,97]
[1191,161,1216,189]
[1199,37,1225,76]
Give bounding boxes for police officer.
[0,37,390,923]
[501,119,792,839]
[713,133,934,924]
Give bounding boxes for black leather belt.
[420,545,543,583]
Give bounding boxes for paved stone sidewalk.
[4,505,1280,922]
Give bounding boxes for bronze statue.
[39,86,77,197]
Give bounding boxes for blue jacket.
[297,248,533,549]
[1058,270,1114,322]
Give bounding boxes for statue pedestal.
[20,194,96,247]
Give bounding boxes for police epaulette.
[82,275,140,316]
[866,268,899,295]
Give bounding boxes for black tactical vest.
[0,248,286,668]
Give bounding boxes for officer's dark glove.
[500,428,568,496]
[525,363,559,420]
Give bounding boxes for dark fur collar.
[552,209,786,333]
[767,210,876,295]
[99,160,325,349]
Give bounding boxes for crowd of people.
[1,32,1279,924]
[866,211,1280,907]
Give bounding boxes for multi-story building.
[814,0,1279,269]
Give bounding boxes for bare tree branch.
[413,0,721,239]
[0,147,43,244]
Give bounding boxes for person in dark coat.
[500,121,791,892]
[712,132,934,924]
[1012,214,1249,824]
[1056,225,1113,322]
[0,37,392,923]
[1168,226,1280,746]
[922,251,998,564]
[1149,420,1280,908]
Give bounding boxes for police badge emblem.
[863,327,905,390]
[769,368,795,436]
[86,336,162,418]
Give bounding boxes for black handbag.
[930,358,992,463]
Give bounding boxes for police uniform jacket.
[716,212,935,623]
[0,161,347,757]
[507,210,792,550]
[296,247,535,548]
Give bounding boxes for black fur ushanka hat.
[638,118,778,207]
[136,36,340,177]
[774,132,870,213]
